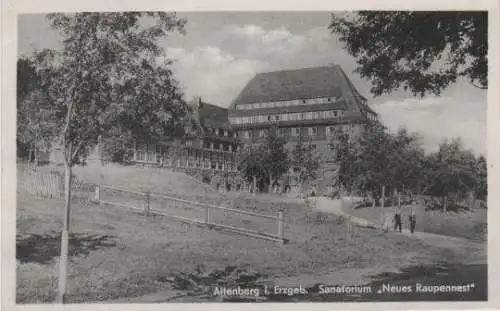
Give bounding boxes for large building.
[228,65,378,191]
[132,98,240,172]
[228,65,377,148]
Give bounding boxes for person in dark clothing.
[409,213,416,234]
[394,213,402,232]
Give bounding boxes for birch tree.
[32,12,187,303]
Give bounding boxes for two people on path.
[393,199,417,234]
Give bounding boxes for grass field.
[16,163,487,303]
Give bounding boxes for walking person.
[393,205,402,232]
[409,210,416,234]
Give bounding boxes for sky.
[17,12,487,155]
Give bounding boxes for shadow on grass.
[16,232,117,264]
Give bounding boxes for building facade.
[132,98,240,173]
[228,65,378,192]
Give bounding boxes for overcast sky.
[18,12,487,155]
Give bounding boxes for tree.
[17,58,55,164]
[17,88,56,165]
[237,129,289,193]
[329,11,488,97]
[33,12,187,303]
[261,129,289,192]
[331,122,426,200]
[422,139,479,211]
[475,155,487,201]
[237,135,264,193]
[291,135,321,194]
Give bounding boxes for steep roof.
[229,65,375,115]
[198,102,232,130]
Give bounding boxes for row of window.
[235,96,343,110]
[202,141,237,152]
[230,110,344,125]
[185,126,234,138]
[366,112,377,121]
[240,125,351,139]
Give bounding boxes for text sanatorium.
[318,285,372,294]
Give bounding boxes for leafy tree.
[331,122,426,200]
[237,135,264,192]
[32,12,187,303]
[475,155,487,201]
[423,139,479,211]
[291,135,321,194]
[17,58,55,163]
[237,129,289,193]
[261,129,289,192]
[329,11,488,97]
[17,88,56,165]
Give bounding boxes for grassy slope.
[16,164,485,303]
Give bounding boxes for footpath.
[310,196,486,258]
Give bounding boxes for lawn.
[15,164,486,303]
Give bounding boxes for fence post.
[277,210,284,244]
[397,191,401,209]
[204,204,212,228]
[145,191,151,217]
[95,184,100,202]
[381,186,385,209]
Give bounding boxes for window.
[302,99,307,104]
[278,128,286,136]
[136,150,146,161]
[311,144,317,149]
[267,115,272,121]
[292,128,301,137]
[275,115,280,121]
[308,127,318,136]
[328,97,332,102]
[146,151,155,162]
[185,140,193,147]
[259,129,265,137]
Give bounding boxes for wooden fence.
[94,184,287,244]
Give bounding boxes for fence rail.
[96,183,287,244]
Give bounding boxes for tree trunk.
[28,148,33,164]
[443,196,448,213]
[252,175,257,195]
[34,148,39,167]
[57,156,73,303]
[268,174,273,193]
[471,191,476,209]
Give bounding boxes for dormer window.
[302,99,307,104]
[328,97,332,102]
